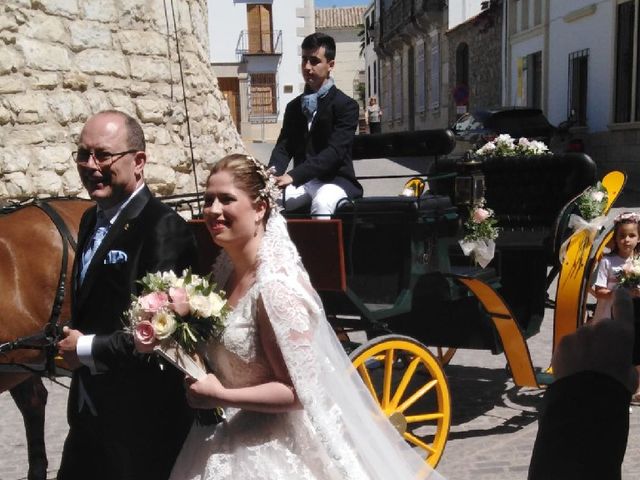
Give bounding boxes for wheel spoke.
[403,431,436,455]
[357,363,378,403]
[389,355,421,409]
[397,379,437,413]
[382,348,394,409]
[406,412,444,423]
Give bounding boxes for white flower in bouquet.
[475,141,496,156]
[459,199,500,268]
[576,182,608,221]
[618,256,640,288]
[189,293,215,318]
[526,140,549,155]
[495,134,515,149]
[152,310,178,340]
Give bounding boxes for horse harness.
[0,199,79,377]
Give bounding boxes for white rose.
[590,191,605,202]
[189,294,213,318]
[161,270,179,286]
[517,137,530,147]
[151,310,178,340]
[477,142,496,155]
[208,292,227,317]
[495,134,514,146]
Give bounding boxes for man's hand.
[57,326,84,370]
[275,174,293,188]
[552,288,638,392]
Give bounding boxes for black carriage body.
[316,133,597,355]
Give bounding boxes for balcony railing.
[236,30,283,56]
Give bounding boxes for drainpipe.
[501,0,508,105]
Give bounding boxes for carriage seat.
[334,194,458,235]
[483,152,595,234]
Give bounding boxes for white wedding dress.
[169,212,445,480]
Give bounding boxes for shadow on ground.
[444,364,544,441]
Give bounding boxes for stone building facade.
[446,4,503,122]
[0,0,244,205]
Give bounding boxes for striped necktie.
[80,213,109,283]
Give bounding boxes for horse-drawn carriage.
[0,129,625,476]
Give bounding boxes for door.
[218,77,241,134]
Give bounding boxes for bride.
[169,154,445,480]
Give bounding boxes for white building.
[503,1,640,187]
[208,0,314,142]
[315,6,367,104]
[362,2,379,104]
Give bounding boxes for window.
[416,42,425,113]
[533,0,543,26]
[373,60,378,96]
[249,73,277,119]
[524,51,542,109]
[247,4,273,54]
[614,0,638,122]
[393,55,403,120]
[568,49,589,126]
[383,60,391,120]
[429,35,440,110]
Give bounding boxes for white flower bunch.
[474,134,551,157]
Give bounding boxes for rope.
[169,0,201,215]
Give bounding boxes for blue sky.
[315,0,369,7]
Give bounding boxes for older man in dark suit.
[269,32,362,217]
[57,110,196,480]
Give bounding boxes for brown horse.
[0,198,92,480]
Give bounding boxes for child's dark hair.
[611,212,640,254]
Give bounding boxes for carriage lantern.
[454,153,485,205]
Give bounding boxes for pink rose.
[133,320,157,353]
[169,287,190,316]
[472,208,490,224]
[139,291,169,313]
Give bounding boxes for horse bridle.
[0,200,78,377]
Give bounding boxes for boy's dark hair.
[301,32,336,61]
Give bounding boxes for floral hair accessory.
[614,212,640,224]
[246,155,282,212]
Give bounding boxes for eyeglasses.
[72,149,138,167]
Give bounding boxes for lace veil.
[256,211,445,480]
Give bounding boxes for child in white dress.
[592,212,640,404]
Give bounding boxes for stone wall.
[0,0,244,205]
[446,6,503,123]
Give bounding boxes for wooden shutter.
[247,4,272,53]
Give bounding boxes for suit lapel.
[309,85,336,132]
[75,187,152,310]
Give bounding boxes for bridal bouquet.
[618,256,640,288]
[459,200,500,268]
[127,269,227,379]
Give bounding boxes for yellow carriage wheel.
[349,335,451,467]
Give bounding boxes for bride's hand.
[185,373,226,409]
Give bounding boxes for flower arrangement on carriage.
[127,269,227,379]
[559,181,609,263]
[459,200,500,268]
[474,134,551,157]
